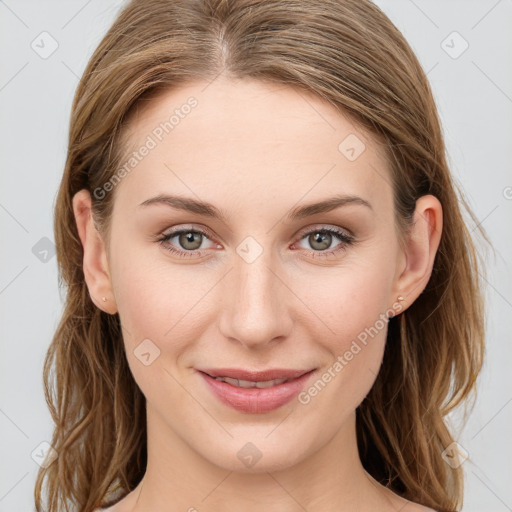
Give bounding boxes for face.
[102,77,408,472]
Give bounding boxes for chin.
[197,432,314,474]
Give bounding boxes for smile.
[211,376,289,388]
[196,368,317,414]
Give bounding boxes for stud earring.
[102,296,107,302]
[397,295,404,302]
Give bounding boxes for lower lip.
[198,370,316,414]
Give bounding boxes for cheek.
[109,252,204,404]
[109,241,220,359]
[295,256,395,408]
[303,257,394,347]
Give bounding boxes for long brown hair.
[35,0,487,510]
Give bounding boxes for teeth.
[238,379,256,388]
[213,376,288,388]
[222,377,240,387]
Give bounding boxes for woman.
[34,0,486,511]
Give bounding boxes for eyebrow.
[138,193,372,222]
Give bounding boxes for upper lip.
[197,368,315,382]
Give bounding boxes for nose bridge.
[219,239,291,348]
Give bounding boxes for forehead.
[114,77,392,216]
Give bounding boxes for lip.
[197,367,312,381]
[196,368,317,414]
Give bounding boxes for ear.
[393,194,443,311]
[72,189,118,314]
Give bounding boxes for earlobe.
[72,189,118,314]
[394,194,443,309]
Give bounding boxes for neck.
[125,406,398,512]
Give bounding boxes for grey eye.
[177,231,203,250]
[308,232,333,251]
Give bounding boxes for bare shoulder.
[383,489,438,512]
[93,505,119,512]
[401,501,437,512]
[93,489,139,512]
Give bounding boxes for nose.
[218,249,293,350]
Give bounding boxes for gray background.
[0,1,511,510]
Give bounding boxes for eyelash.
[156,225,354,260]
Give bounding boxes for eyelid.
[158,223,216,241]
[294,223,354,240]
[157,225,220,248]
[156,223,354,257]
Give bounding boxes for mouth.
[207,375,293,388]
[196,367,317,414]
[197,367,313,382]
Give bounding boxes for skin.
[73,76,442,512]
